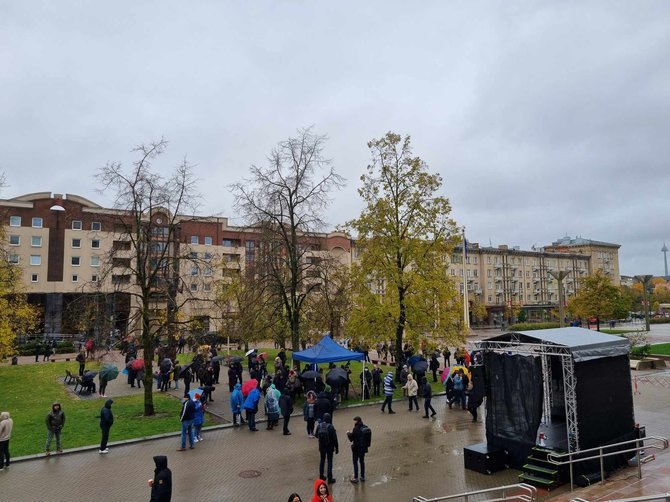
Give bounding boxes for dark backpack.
[360,425,372,449]
[317,422,331,448]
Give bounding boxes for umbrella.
[125,359,136,370]
[242,379,258,397]
[131,358,145,371]
[412,360,429,373]
[450,365,471,379]
[83,370,98,379]
[211,355,225,363]
[326,368,348,386]
[300,370,320,380]
[179,363,194,378]
[257,352,269,360]
[441,366,452,384]
[226,356,243,364]
[407,354,424,367]
[245,348,257,357]
[188,388,204,401]
[99,364,119,381]
[159,358,172,372]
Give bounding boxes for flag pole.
[462,228,470,331]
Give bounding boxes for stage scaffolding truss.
[474,335,581,452]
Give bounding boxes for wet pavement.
[3,323,670,501]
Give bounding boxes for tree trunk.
[142,307,155,416]
[395,287,407,381]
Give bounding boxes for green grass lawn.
[0,361,182,457]
[649,343,670,355]
[3,348,448,457]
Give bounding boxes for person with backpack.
[381,371,396,414]
[316,412,338,484]
[346,416,370,483]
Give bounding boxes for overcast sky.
[2,2,669,277]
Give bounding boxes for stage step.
[527,455,556,468]
[518,472,559,490]
[522,464,559,476]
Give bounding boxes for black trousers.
[79,363,85,376]
[373,382,380,396]
[381,395,394,412]
[424,398,436,416]
[408,396,419,410]
[283,415,291,433]
[100,426,111,450]
[352,449,365,479]
[0,440,9,467]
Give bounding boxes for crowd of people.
[4,339,482,501]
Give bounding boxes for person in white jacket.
[0,411,13,470]
[403,374,419,411]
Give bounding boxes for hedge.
[507,322,560,331]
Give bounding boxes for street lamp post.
[548,270,571,328]
[635,275,653,332]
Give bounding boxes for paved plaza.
[3,323,670,501]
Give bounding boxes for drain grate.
[238,470,262,478]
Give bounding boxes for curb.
[11,391,448,464]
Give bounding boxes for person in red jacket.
[310,479,332,502]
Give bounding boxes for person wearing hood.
[265,385,280,430]
[421,377,436,418]
[381,371,396,414]
[149,455,172,502]
[243,386,261,432]
[98,399,114,454]
[403,373,419,411]
[230,383,245,426]
[316,412,338,484]
[0,411,13,470]
[310,478,332,502]
[279,390,294,435]
[314,391,332,422]
[45,402,65,454]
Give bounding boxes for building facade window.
[9,235,20,246]
[30,255,41,266]
[91,239,100,249]
[71,256,81,266]
[32,217,43,228]
[9,254,19,264]
[190,283,198,292]
[190,236,199,245]
[9,216,21,227]
[72,274,79,283]
[72,238,81,248]
[204,236,213,245]
[91,221,101,231]
[91,275,98,283]
[31,273,39,282]
[203,283,211,292]
[31,236,42,247]
[72,220,82,230]
[190,266,199,276]
[203,266,213,276]
[91,256,100,267]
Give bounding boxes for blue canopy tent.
[292,335,366,401]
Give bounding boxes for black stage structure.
[472,327,636,471]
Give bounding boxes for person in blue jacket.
[243,386,261,432]
[193,398,205,442]
[230,383,245,426]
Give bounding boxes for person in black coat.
[420,377,436,418]
[429,354,440,383]
[149,455,172,502]
[346,416,368,483]
[371,365,382,397]
[99,399,114,453]
[279,391,294,435]
[317,413,339,484]
[314,392,332,422]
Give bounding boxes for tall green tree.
[567,270,630,331]
[347,132,463,376]
[231,128,344,354]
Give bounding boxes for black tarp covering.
[485,352,544,468]
[575,354,636,450]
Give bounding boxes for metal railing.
[572,494,670,502]
[413,483,538,502]
[546,435,669,491]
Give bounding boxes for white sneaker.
[194,438,199,443]
[99,449,109,454]
[197,436,203,441]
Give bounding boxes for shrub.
[630,344,651,359]
[507,322,560,331]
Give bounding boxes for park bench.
[64,369,76,384]
[73,376,95,394]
